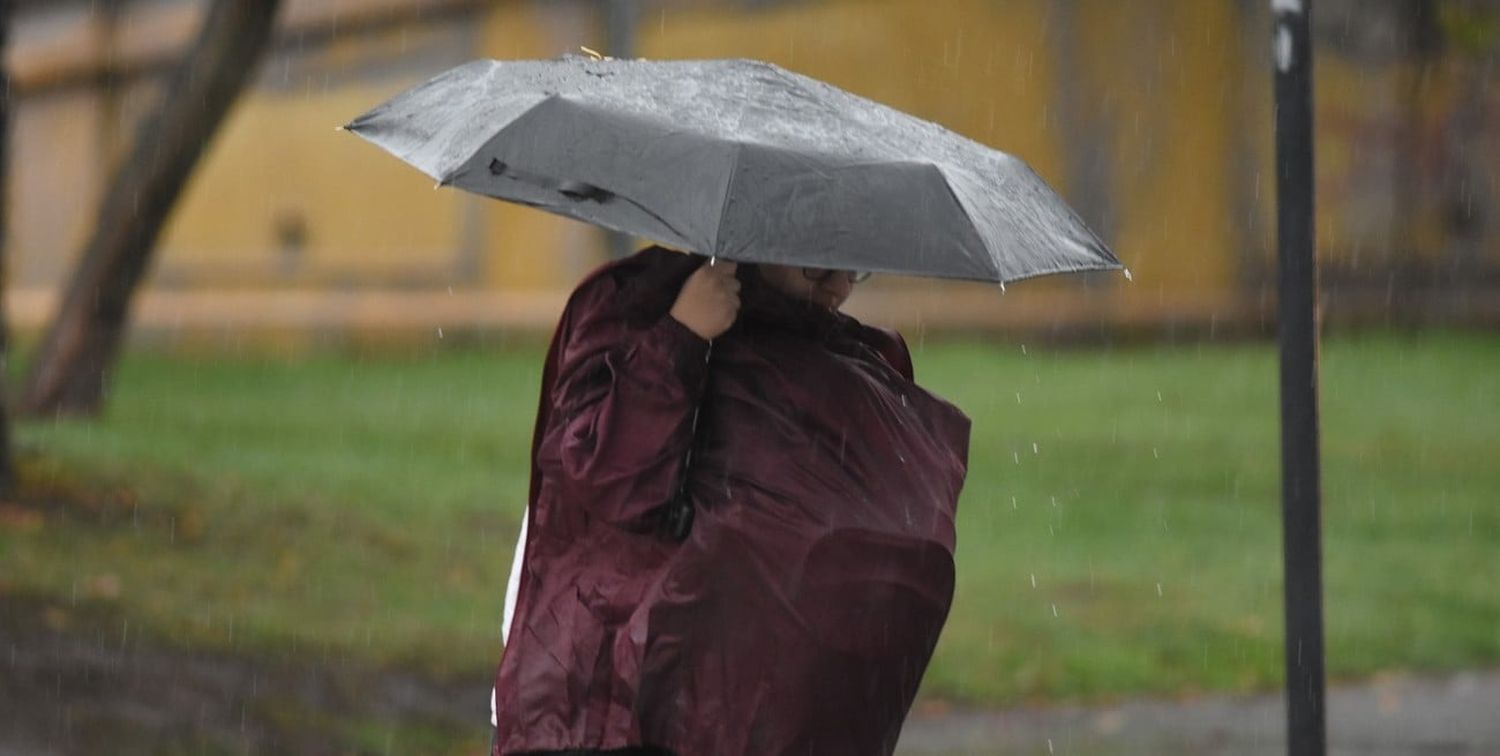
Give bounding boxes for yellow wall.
[157,24,473,289]
[1078,0,1240,299]
[11,89,107,286]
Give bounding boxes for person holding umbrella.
[345,56,1121,755]
[485,243,969,755]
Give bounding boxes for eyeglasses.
[801,267,872,284]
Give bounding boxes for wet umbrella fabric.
[344,56,1120,284]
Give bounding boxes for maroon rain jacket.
[493,247,970,756]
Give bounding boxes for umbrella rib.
[711,142,745,260]
[611,192,692,248]
[926,165,1004,283]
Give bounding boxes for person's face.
[756,264,866,311]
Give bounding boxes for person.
[492,246,970,756]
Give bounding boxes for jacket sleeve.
[534,271,710,531]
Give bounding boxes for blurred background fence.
[8,0,1499,341]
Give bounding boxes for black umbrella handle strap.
[665,256,723,541]
[665,339,710,541]
[488,159,613,202]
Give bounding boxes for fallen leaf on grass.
[84,573,122,600]
[43,606,70,630]
[0,504,44,533]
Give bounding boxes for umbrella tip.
[999,281,1007,294]
[1122,268,1134,282]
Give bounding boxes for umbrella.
[343,55,1123,285]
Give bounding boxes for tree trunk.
[0,0,16,491]
[19,0,282,418]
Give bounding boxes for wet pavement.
[0,596,485,755]
[897,670,1500,755]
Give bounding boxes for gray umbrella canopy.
[344,56,1122,284]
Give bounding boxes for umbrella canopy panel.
[345,56,1121,284]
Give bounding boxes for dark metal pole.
[603,0,639,259]
[1272,1,1326,754]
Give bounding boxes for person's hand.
[670,261,740,340]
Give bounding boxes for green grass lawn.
[2,331,1496,705]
